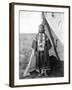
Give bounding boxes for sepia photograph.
[9,3,70,87]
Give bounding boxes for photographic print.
[9,3,70,87]
[19,11,64,79]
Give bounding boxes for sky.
[20,11,64,44]
[20,11,42,33]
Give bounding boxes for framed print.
[9,2,70,87]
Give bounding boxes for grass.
[19,33,64,79]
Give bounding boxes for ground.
[19,55,64,79]
[19,34,64,79]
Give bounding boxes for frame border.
[9,2,70,87]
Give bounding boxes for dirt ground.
[19,34,64,79]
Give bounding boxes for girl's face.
[39,25,44,33]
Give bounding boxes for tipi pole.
[23,49,35,77]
